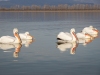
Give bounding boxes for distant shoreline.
[0,10,100,12]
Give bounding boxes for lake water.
[0,12,100,75]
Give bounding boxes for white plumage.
[82,26,99,35]
[19,32,33,40]
[76,31,92,39]
[57,28,78,43]
[0,28,22,44]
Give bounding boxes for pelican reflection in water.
[13,39,35,57]
[0,43,22,58]
[21,39,34,47]
[78,38,93,46]
[13,44,22,58]
[57,42,78,55]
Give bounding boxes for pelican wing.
[76,33,85,39]
[65,32,72,37]
[19,33,27,39]
[0,36,15,43]
[82,28,94,34]
[57,32,72,41]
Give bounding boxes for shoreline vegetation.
[0,4,100,12]
[0,10,100,12]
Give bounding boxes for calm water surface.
[0,12,100,75]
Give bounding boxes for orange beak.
[73,32,78,41]
[92,29,99,33]
[14,32,18,37]
[28,34,33,39]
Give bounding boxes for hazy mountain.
[0,0,95,8]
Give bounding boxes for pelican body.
[19,32,33,40]
[76,31,92,39]
[57,28,78,43]
[0,28,22,44]
[82,26,99,35]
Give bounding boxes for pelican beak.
[28,34,33,39]
[92,29,99,33]
[72,32,79,41]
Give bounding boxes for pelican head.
[89,25,93,28]
[25,32,33,40]
[25,32,30,35]
[13,28,22,43]
[70,28,75,32]
[89,26,99,34]
[13,28,18,33]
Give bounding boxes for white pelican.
[57,28,78,43]
[19,32,33,40]
[89,26,99,34]
[57,42,78,54]
[82,26,99,35]
[76,31,92,39]
[0,28,22,44]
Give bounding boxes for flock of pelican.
[57,25,99,54]
[57,25,99,43]
[0,25,99,56]
[0,28,33,44]
[0,25,98,44]
[0,28,34,58]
